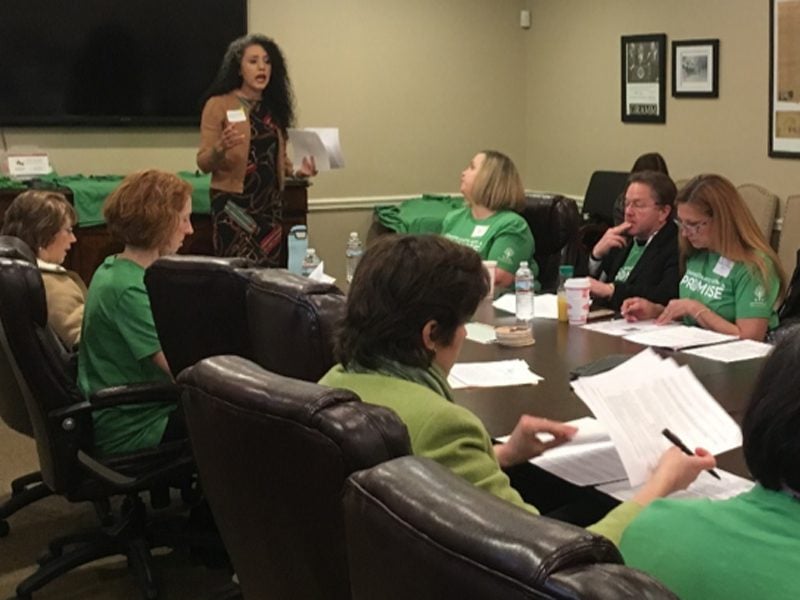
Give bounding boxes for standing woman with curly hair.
[197,34,316,262]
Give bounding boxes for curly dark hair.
[336,234,489,370]
[202,33,295,131]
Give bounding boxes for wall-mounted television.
[0,1,247,126]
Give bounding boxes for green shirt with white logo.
[614,242,647,283]
[442,206,536,279]
[679,251,779,330]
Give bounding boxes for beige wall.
[1,0,528,201]
[525,0,799,201]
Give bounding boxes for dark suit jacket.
[592,220,679,310]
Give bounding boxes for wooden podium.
[0,180,308,284]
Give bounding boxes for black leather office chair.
[344,456,678,600]
[0,254,196,599]
[0,236,52,537]
[519,194,581,292]
[245,269,346,381]
[578,171,630,257]
[145,255,256,376]
[179,355,411,600]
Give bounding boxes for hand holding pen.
[662,428,721,480]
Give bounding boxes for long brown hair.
[677,174,786,302]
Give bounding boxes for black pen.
[661,428,721,480]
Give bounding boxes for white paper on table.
[496,416,627,486]
[581,319,675,337]
[491,293,558,319]
[308,260,336,284]
[448,359,543,389]
[287,127,345,171]
[682,339,773,363]
[623,324,738,350]
[572,348,742,487]
[597,468,754,502]
[465,322,496,344]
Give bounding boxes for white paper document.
[597,468,754,502]
[287,127,345,171]
[682,339,773,363]
[497,417,627,486]
[492,293,559,319]
[581,319,674,337]
[307,260,336,284]
[572,348,742,486]
[448,359,543,389]
[465,322,497,344]
[623,324,738,350]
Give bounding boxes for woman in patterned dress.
[197,34,315,263]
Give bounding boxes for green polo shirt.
[78,256,175,455]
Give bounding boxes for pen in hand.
[661,428,721,480]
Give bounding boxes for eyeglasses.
[623,199,659,211]
[673,218,709,235]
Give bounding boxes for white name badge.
[713,256,734,278]
[226,108,247,123]
[471,225,489,238]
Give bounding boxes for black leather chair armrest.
[89,382,181,409]
[76,445,194,492]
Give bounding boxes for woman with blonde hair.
[78,170,194,455]
[1,190,85,348]
[622,174,785,341]
[442,150,534,289]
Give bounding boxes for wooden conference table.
[453,301,768,479]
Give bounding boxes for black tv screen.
[0,1,247,126]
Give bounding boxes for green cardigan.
[320,365,642,545]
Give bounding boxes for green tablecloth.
[374,194,464,234]
[34,171,212,227]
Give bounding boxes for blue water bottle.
[287,225,308,275]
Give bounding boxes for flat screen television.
[0,1,247,126]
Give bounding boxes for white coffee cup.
[564,277,591,325]
[482,261,497,299]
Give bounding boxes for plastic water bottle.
[301,248,321,277]
[515,261,534,322]
[345,231,364,284]
[557,265,575,323]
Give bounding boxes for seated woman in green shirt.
[442,150,534,289]
[320,234,714,545]
[621,174,786,341]
[621,326,800,600]
[78,170,195,455]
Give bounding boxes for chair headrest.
[0,235,37,264]
[247,268,343,297]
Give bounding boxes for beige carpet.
[0,409,230,599]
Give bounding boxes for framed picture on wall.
[770,0,800,158]
[621,33,667,123]
[672,39,719,98]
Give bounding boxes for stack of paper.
[598,468,754,502]
[497,416,627,486]
[582,319,740,351]
[572,348,742,486]
[448,359,543,389]
[492,294,559,319]
[682,339,773,363]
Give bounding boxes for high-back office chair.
[178,355,411,600]
[736,183,778,244]
[519,194,581,292]
[0,236,52,537]
[145,255,256,376]
[578,171,630,255]
[0,254,195,599]
[344,456,678,600]
[246,269,346,381]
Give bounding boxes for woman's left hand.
[656,298,706,325]
[295,155,318,178]
[493,415,578,467]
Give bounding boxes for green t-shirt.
[442,206,536,278]
[679,251,780,330]
[614,242,647,283]
[620,485,800,600]
[78,256,175,455]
